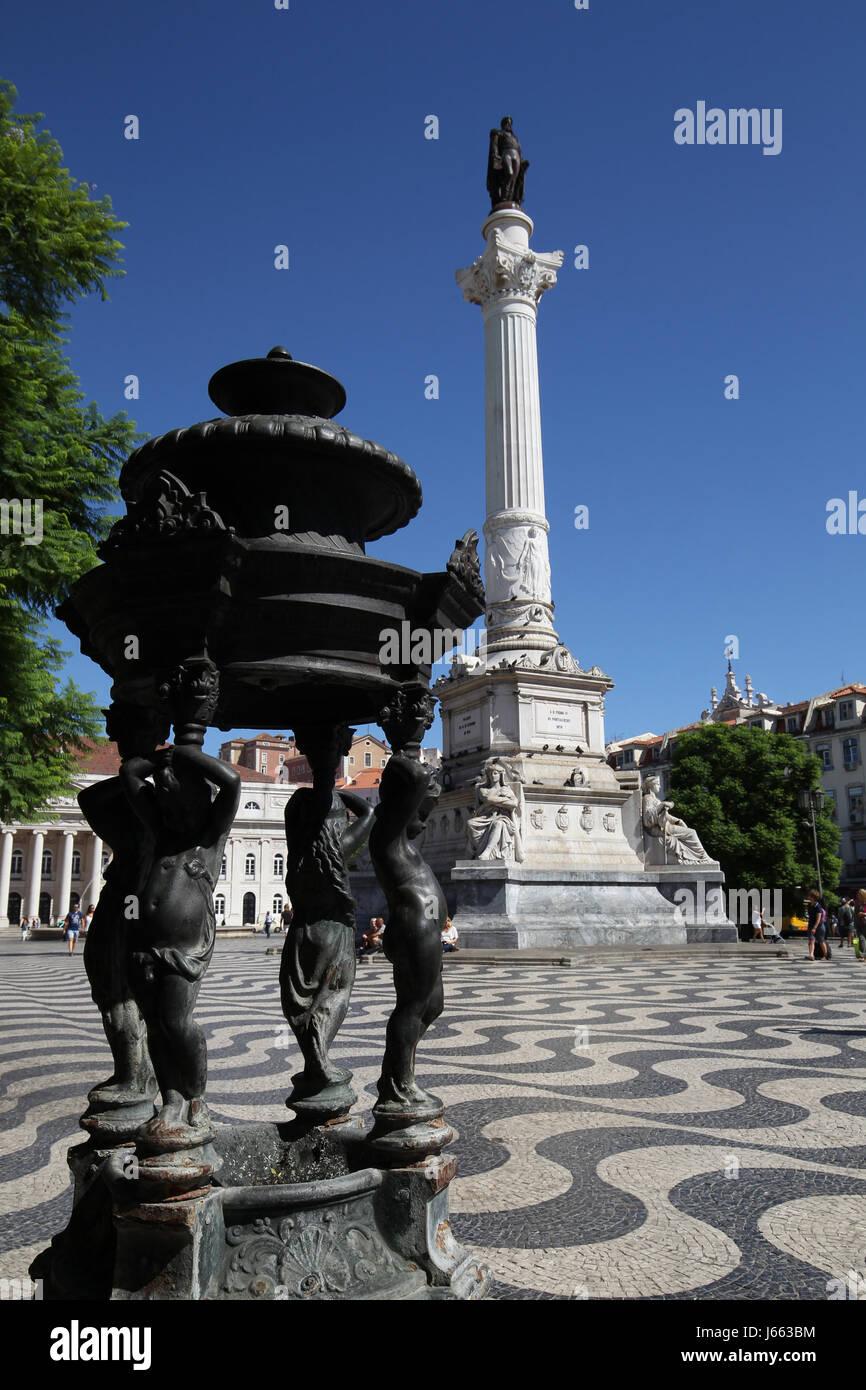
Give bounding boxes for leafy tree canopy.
[669,722,841,913]
[0,79,137,822]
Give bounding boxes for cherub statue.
[78,700,168,1125]
[369,754,446,1114]
[120,674,240,1151]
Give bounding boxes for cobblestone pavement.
[3,937,866,1301]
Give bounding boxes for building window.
[10,851,22,878]
[786,716,800,732]
[41,850,53,877]
[220,855,227,879]
[364,752,372,767]
[273,853,284,878]
[71,851,81,877]
[245,854,256,877]
[848,785,864,825]
[261,758,268,773]
[843,738,860,770]
[101,851,111,871]
[348,756,355,765]
[278,754,284,765]
[816,743,832,769]
[840,700,855,721]
[272,894,283,915]
[244,801,261,811]
[824,708,835,727]
[855,840,866,864]
[214,894,226,918]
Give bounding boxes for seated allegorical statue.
[467,758,526,863]
[641,776,712,866]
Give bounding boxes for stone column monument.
[430,119,735,947]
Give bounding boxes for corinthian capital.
[456,231,563,308]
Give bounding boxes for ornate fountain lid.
[208,345,347,418]
[118,346,422,542]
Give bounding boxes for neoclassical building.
[1,742,292,930]
[606,665,866,888]
[1,730,443,929]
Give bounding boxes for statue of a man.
[120,740,240,1150]
[487,116,529,208]
[642,776,711,865]
[467,759,526,862]
[369,754,446,1113]
[79,701,168,1118]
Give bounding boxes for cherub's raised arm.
[339,792,375,857]
[119,755,160,834]
[172,744,241,838]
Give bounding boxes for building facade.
[1,731,443,930]
[607,666,866,886]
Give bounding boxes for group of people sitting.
[356,915,460,962]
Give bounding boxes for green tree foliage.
[669,723,841,912]
[0,79,137,820]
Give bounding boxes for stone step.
[443,943,792,966]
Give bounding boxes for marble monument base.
[450,862,737,948]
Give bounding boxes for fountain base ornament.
[37,339,488,1300]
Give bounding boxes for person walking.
[84,903,96,935]
[805,889,828,961]
[751,907,765,942]
[854,890,866,962]
[263,909,273,939]
[63,904,84,955]
[20,916,29,942]
[280,903,293,934]
[839,897,855,949]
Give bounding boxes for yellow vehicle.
[783,914,809,935]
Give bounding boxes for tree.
[0,80,138,821]
[669,723,841,912]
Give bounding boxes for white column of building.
[456,209,563,656]
[26,830,44,919]
[86,835,103,912]
[0,831,14,928]
[57,831,75,919]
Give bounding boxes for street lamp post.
[799,787,825,898]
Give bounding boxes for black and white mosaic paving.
[3,938,866,1300]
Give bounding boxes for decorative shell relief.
[223,1211,407,1300]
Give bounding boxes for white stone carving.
[530,807,545,830]
[555,806,569,832]
[467,758,526,862]
[580,805,594,833]
[456,229,563,310]
[642,776,712,865]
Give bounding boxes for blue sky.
[6,0,866,752]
